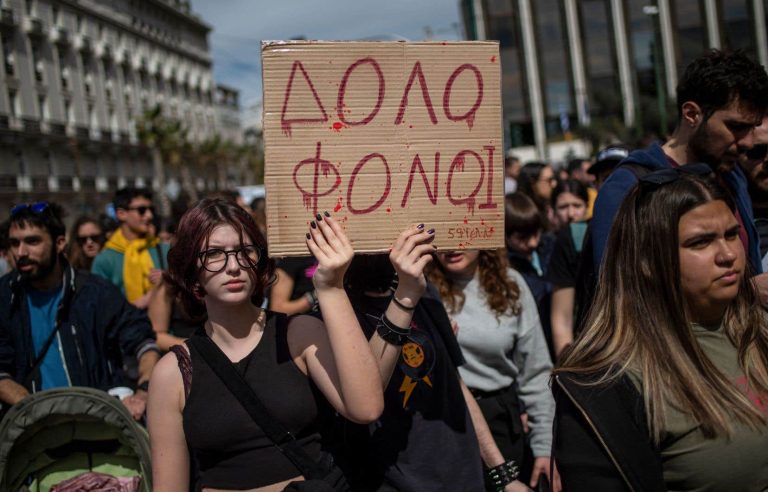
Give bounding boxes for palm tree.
[136,105,184,218]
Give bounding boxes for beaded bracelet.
[486,460,519,491]
[376,313,411,346]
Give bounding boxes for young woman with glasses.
[553,169,768,491]
[147,198,383,491]
[66,215,105,271]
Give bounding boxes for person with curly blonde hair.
[428,250,557,491]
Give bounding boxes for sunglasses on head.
[10,201,49,217]
[745,144,768,162]
[638,163,713,189]
[77,234,105,245]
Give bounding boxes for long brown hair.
[66,216,102,271]
[428,249,521,318]
[556,174,768,442]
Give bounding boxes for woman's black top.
[183,312,324,491]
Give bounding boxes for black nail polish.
[316,213,323,221]
[427,228,435,234]
[311,221,317,229]
[306,233,311,240]
[324,211,330,217]
[417,223,424,229]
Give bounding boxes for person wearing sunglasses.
[92,187,168,310]
[738,117,768,271]
[0,201,159,420]
[147,199,385,491]
[590,50,768,292]
[66,216,105,271]
[517,162,559,231]
[553,169,768,491]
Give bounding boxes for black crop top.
[181,312,324,491]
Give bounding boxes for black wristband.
[376,314,411,346]
[391,296,416,311]
[486,460,519,491]
[136,380,149,393]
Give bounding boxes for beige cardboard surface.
[262,41,503,257]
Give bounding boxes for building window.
[578,0,621,118]
[533,0,574,140]
[52,6,59,25]
[720,0,756,60]
[32,44,43,82]
[38,95,46,120]
[64,99,71,123]
[76,14,82,33]
[8,89,17,117]
[1,33,12,76]
[25,0,34,16]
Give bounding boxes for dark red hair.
[165,198,275,318]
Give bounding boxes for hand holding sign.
[389,224,436,308]
[306,212,354,291]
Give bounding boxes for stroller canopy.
[0,387,151,492]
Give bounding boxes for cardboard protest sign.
[262,41,503,256]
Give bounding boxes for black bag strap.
[23,322,63,389]
[22,266,81,389]
[186,335,329,480]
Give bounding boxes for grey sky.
[190,0,464,110]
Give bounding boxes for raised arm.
[368,224,436,385]
[291,213,384,424]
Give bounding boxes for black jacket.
[552,372,666,492]
[0,263,158,393]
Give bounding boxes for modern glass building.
[462,0,768,159]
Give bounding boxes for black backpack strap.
[186,335,329,480]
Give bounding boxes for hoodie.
[590,142,762,274]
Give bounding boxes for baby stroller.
[0,387,152,491]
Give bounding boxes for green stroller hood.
[0,387,152,492]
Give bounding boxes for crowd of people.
[1,48,767,492]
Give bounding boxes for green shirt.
[91,242,169,295]
[632,323,768,492]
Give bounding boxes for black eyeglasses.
[11,201,49,217]
[77,234,105,246]
[746,144,768,162]
[125,205,155,216]
[639,163,713,189]
[198,245,261,272]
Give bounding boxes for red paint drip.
[333,197,343,212]
[490,56,496,63]
[463,217,468,224]
[408,124,413,129]
[480,219,485,225]
[332,121,343,131]
[386,207,391,213]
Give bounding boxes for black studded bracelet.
[375,314,411,346]
[486,460,519,491]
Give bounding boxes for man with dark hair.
[566,158,593,185]
[591,50,768,279]
[0,202,159,418]
[92,187,168,309]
